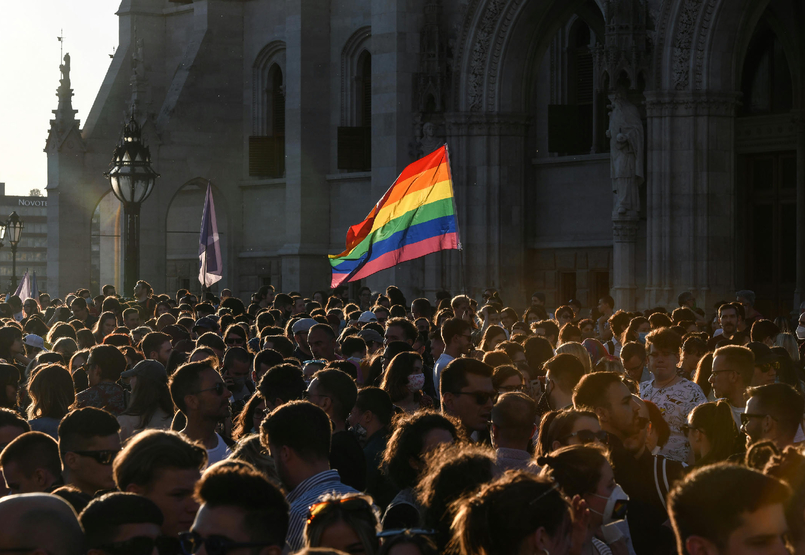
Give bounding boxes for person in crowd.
[118,359,174,441]
[450,471,572,555]
[0,431,63,493]
[539,444,630,555]
[26,363,74,439]
[74,344,128,415]
[433,317,473,399]
[380,410,461,529]
[257,362,306,411]
[620,340,650,384]
[221,347,255,416]
[252,348,284,385]
[535,408,606,457]
[574,371,676,555]
[308,323,341,362]
[742,383,805,451]
[683,400,742,467]
[537,353,586,425]
[232,394,267,441]
[141,331,173,367]
[640,328,706,462]
[693,352,715,399]
[0,363,19,411]
[440,358,494,441]
[303,493,380,555]
[480,325,507,352]
[306,368,366,491]
[669,463,789,555]
[79,492,163,555]
[490,392,539,472]
[415,443,496,552]
[555,340,592,374]
[709,345,755,428]
[58,406,121,496]
[0,493,85,555]
[384,317,418,347]
[260,400,359,552]
[169,360,233,466]
[491,364,527,395]
[708,302,749,350]
[380,352,427,413]
[114,430,207,546]
[184,462,288,555]
[349,387,396,508]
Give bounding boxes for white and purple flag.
[198,183,223,288]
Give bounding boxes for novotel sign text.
[18,199,47,207]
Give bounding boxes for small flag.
[14,271,31,301]
[198,183,223,288]
[329,145,460,287]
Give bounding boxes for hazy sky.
[0,2,119,196]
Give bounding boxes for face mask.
[408,373,425,392]
[797,326,805,340]
[637,332,648,343]
[589,485,629,524]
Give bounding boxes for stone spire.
[49,53,79,136]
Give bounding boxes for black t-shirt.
[330,430,367,491]
[707,329,749,351]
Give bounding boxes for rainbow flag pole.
[329,145,461,288]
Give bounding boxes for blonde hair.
[556,341,593,374]
[303,493,379,555]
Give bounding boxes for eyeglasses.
[307,496,373,525]
[680,424,700,435]
[179,532,277,555]
[497,384,527,394]
[741,413,774,426]
[448,390,495,405]
[559,429,609,445]
[225,336,245,345]
[96,536,157,555]
[194,382,227,396]
[67,449,120,465]
[377,529,436,539]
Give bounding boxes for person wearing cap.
[291,318,317,362]
[117,360,174,442]
[23,334,47,358]
[192,316,220,338]
[356,311,377,329]
[357,329,384,356]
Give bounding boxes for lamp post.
[104,113,159,296]
[6,212,23,292]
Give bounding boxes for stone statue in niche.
[417,122,444,155]
[606,89,644,219]
[60,53,71,83]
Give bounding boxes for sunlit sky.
[0,1,119,196]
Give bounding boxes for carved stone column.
[612,218,638,310]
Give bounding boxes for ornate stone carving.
[596,0,651,90]
[672,0,702,90]
[467,0,505,112]
[415,0,448,113]
[607,90,644,219]
[444,111,529,136]
[644,91,739,117]
[417,122,445,156]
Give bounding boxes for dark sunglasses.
[179,532,276,555]
[680,424,699,435]
[560,429,609,445]
[69,449,120,465]
[741,412,773,426]
[307,496,373,525]
[225,336,245,345]
[195,382,227,396]
[96,536,157,555]
[497,384,527,394]
[449,390,495,405]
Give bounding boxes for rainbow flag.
[329,145,460,287]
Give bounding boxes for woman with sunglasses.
[451,471,573,555]
[535,409,607,458]
[304,493,380,555]
[380,352,427,413]
[223,324,249,351]
[539,445,630,555]
[492,365,526,394]
[683,400,743,467]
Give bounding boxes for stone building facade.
[45,0,804,317]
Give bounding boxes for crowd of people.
[1,281,804,555]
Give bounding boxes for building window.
[338,28,372,171]
[251,42,286,178]
[740,20,793,115]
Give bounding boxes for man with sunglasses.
[182,462,288,555]
[441,358,495,442]
[59,406,121,496]
[169,361,233,467]
[490,392,539,472]
[80,492,163,555]
[741,383,804,450]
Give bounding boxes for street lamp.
[104,113,159,296]
[6,212,23,291]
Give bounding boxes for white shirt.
[433,353,454,401]
[205,432,231,468]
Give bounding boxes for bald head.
[491,392,538,448]
[0,494,85,555]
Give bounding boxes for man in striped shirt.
[261,400,358,552]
